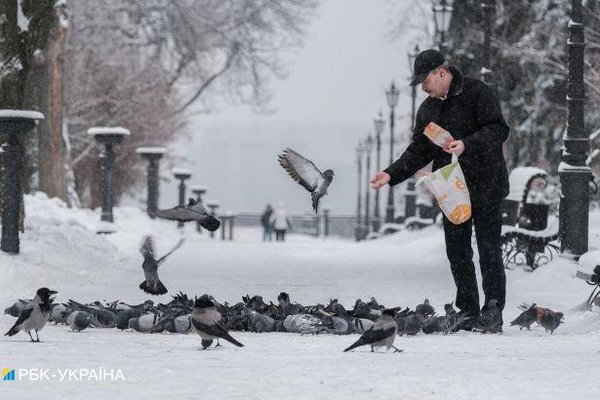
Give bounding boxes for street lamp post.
[559,0,590,257]
[385,82,400,223]
[191,185,208,233]
[172,168,192,228]
[364,135,373,234]
[433,0,454,56]
[404,44,421,220]
[88,126,130,231]
[136,147,166,218]
[373,111,386,231]
[355,142,365,241]
[0,110,44,254]
[481,0,496,84]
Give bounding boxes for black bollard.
[323,208,330,237]
[172,168,192,228]
[404,180,417,220]
[191,185,208,233]
[228,214,235,241]
[221,214,228,241]
[88,127,130,233]
[0,110,44,254]
[136,147,166,218]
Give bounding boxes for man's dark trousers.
[442,200,505,317]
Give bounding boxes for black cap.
[409,49,446,86]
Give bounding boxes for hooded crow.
[344,309,401,352]
[5,288,57,342]
[277,148,334,213]
[191,295,243,349]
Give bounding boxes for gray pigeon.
[4,299,30,317]
[278,148,334,213]
[191,295,244,349]
[444,302,457,316]
[537,308,564,334]
[129,313,159,333]
[278,292,303,317]
[477,299,503,333]
[154,198,221,231]
[5,288,57,342]
[139,236,186,295]
[67,311,92,332]
[415,299,435,318]
[67,300,115,328]
[344,309,401,352]
[510,303,537,330]
[51,303,71,324]
[243,308,275,333]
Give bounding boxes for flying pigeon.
[153,198,221,231]
[277,148,334,213]
[139,235,186,295]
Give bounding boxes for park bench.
[500,167,560,270]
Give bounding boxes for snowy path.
[2,195,600,399]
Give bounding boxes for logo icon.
[2,368,15,381]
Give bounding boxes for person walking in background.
[271,204,291,242]
[261,204,274,241]
[370,49,509,333]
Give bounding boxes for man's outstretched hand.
[370,171,391,189]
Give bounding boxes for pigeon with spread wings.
[153,198,220,231]
[277,148,334,213]
[139,235,186,295]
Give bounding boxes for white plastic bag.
[417,155,471,224]
[418,122,471,225]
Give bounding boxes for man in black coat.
[371,49,509,332]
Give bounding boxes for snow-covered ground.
[1,193,600,399]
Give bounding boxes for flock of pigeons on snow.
[5,288,565,352]
[2,149,566,350]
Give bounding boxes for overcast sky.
[159,0,429,215]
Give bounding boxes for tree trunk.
[38,3,67,201]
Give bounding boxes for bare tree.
[64,0,318,208]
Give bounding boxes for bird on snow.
[415,299,436,318]
[50,303,71,324]
[4,299,30,317]
[138,235,186,295]
[510,303,538,330]
[66,310,92,332]
[536,307,564,334]
[191,295,244,349]
[5,287,57,342]
[128,313,160,333]
[344,309,401,352]
[476,299,503,333]
[153,198,221,231]
[277,148,334,213]
[278,292,304,317]
[67,300,115,328]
